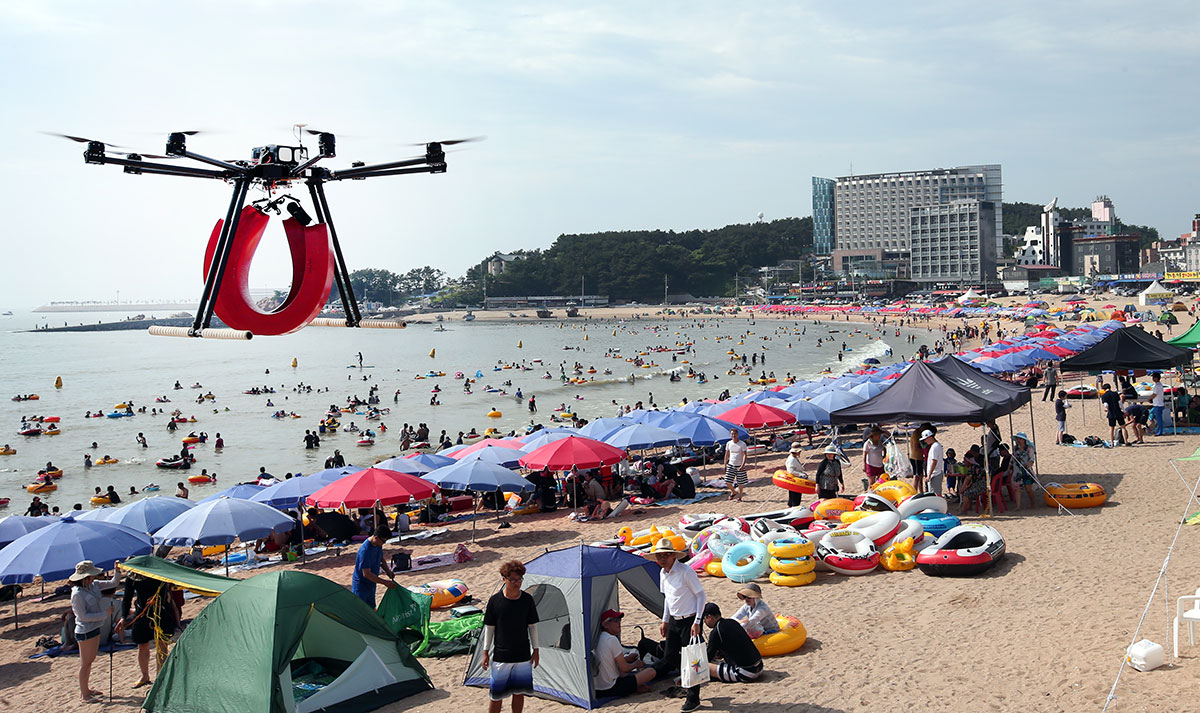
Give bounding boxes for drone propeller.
[407,135,486,147]
[41,132,125,149]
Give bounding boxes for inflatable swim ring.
[706,528,749,558]
[1042,482,1107,509]
[721,541,769,583]
[814,498,854,521]
[407,578,469,609]
[41,468,63,479]
[853,493,899,514]
[0,447,14,455]
[95,457,119,465]
[839,510,872,526]
[766,537,815,559]
[187,474,215,484]
[181,436,201,444]
[769,555,816,576]
[772,469,817,495]
[27,482,57,493]
[768,570,815,587]
[704,559,725,577]
[897,493,948,518]
[846,510,902,548]
[816,530,880,576]
[143,484,160,492]
[90,495,111,505]
[880,537,917,571]
[753,615,807,656]
[905,512,960,538]
[688,549,715,573]
[915,524,1006,577]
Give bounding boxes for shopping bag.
[680,635,710,688]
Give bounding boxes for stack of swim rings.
[766,537,816,586]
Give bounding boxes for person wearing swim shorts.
[482,560,539,713]
[723,429,748,502]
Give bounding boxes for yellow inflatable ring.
[754,615,808,656]
[486,411,503,418]
[872,479,916,503]
[1042,482,1107,508]
[767,537,815,558]
[814,498,854,520]
[880,538,917,571]
[90,495,111,505]
[839,510,872,525]
[0,447,15,455]
[769,555,816,575]
[704,559,725,577]
[96,457,119,465]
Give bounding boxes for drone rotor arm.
[90,153,234,180]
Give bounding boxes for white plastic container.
[1127,639,1165,672]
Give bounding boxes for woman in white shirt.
[70,560,121,704]
[731,583,779,638]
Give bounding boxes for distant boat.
[463,311,476,322]
[1,311,12,316]
[536,308,553,319]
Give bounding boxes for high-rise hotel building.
[812,164,1002,284]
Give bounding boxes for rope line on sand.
[1100,457,1200,711]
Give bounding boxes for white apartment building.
[909,200,998,285]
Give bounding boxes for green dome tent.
[143,570,432,713]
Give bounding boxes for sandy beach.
[2,293,1197,713]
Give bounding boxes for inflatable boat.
[915,524,1006,577]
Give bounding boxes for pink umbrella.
[714,402,797,429]
[449,438,528,459]
[518,435,627,471]
[306,467,436,509]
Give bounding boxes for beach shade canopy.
[402,452,457,469]
[577,417,635,439]
[153,497,295,547]
[251,471,354,509]
[306,467,437,509]
[601,424,689,450]
[657,413,749,444]
[422,459,534,494]
[1059,326,1193,372]
[775,399,832,426]
[0,515,53,547]
[448,438,530,460]
[143,570,432,713]
[808,389,868,413]
[830,358,1031,425]
[463,544,665,710]
[0,516,153,584]
[714,402,797,429]
[519,436,627,471]
[199,483,266,503]
[104,495,198,534]
[456,446,529,468]
[118,555,237,597]
[1169,319,1200,349]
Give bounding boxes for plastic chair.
[967,473,1007,515]
[1174,588,1200,659]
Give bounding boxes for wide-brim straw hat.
[649,538,687,558]
[69,560,103,583]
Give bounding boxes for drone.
[53,127,478,337]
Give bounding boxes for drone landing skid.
[201,207,334,336]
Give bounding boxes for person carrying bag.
[679,633,710,689]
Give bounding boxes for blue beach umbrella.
[578,417,635,439]
[401,453,456,470]
[0,516,153,585]
[304,465,366,481]
[777,399,831,425]
[849,381,889,400]
[457,446,529,468]
[422,459,534,494]
[105,496,198,534]
[626,410,674,426]
[375,456,438,475]
[0,516,53,547]
[199,483,267,503]
[154,497,294,548]
[602,424,689,450]
[73,508,117,522]
[809,389,868,413]
[251,473,349,509]
[520,429,578,450]
[659,412,749,442]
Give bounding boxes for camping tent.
[1168,319,1200,348]
[957,288,983,304]
[143,571,432,713]
[1059,326,1193,372]
[463,544,666,709]
[1138,280,1174,306]
[829,358,1031,425]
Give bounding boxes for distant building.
[1038,195,1119,272]
[1073,235,1140,277]
[811,177,836,255]
[1000,264,1066,293]
[487,252,525,276]
[1014,225,1047,266]
[819,164,1002,276]
[909,200,997,286]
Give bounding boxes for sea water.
[0,309,928,509]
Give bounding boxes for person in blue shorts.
[482,559,539,713]
[350,525,396,607]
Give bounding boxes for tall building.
[1073,235,1139,276]
[909,200,997,285]
[821,164,1002,276]
[811,177,836,255]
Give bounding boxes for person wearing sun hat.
[1010,432,1037,510]
[731,583,779,639]
[593,609,657,699]
[70,560,121,704]
[815,444,844,500]
[922,429,945,496]
[649,538,706,713]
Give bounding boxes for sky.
[1,1,1197,308]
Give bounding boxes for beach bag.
[1084,435,1103,447]
[1061,434,1076,444]
[680,635,710,688]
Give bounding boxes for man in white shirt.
[723,429,748,502]
[650,539,706,713]
[922,430,945,496]
[1151,373,1166,437]
[593,609,656,699]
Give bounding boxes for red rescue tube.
[202,207,334,336]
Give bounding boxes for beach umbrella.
[374,456,437,475]
[199,483,266,503]
[449,438,529,459]
[519,436,627,471]
[457,446,529,468]
[402,453,456,470]
[658,413,749,444]
[625,410,674,426]
[520,429,579,450]
[422,459,535,540]
[808,390,868,413]
[72,508,116,522]
[104,496,198,534]
[849,381,889,400]
[306,467,437,509]
[304,465,366,481]
[602,424,689,450]
[154,497,294,548]
[677,400,715,413]
[862,357,881,365]
[251,473,347,509]
[578,417,634,439]
[0,516,52,547]
[715,402,797,428]
[0,516,153,585]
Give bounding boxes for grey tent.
[463,544,665,709]
[1059,325,1193,372]
[830,358,1031,425]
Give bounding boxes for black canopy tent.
[830,358,1035,517]
[1059,326,1193,372]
